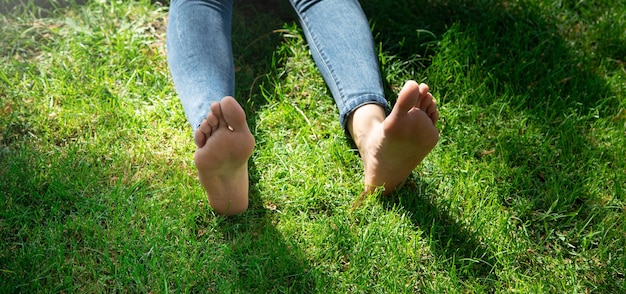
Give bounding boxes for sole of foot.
[193,96,255,215]
[360,80,439,195]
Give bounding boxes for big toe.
[220,96,248,131]
[393,80,421,114]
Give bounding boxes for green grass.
[1,0,625,292]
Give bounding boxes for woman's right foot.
[194,96,255,215]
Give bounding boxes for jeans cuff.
[339,93,390,136]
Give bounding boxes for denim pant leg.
[289,0,391,132]
[166,0,235,131]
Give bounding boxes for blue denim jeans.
[167,0,390,132]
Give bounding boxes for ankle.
[348,104,385,148]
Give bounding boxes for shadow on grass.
[381,178,498,286]
[230,0,619,290]
[363,0,624,290]
[209,165,317,292]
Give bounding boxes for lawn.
[1,0,625,292]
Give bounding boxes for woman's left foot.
[353,80,439,194]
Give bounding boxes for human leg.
[289,0,391,130]
[290,0,439,194]
[167,0,254,214]
[167,0,235,130]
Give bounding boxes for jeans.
[166,0,390,132]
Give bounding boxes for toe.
[210,101,223,122]
[195,109,217,148]
[206,112,219,130]
[220,96,248,130]
[210,100,229,129]
[416,89,438,125]
[431,111,439,125]
[423,93,439,125]
[418,93,434,111]
[194,125,209,148]
[394,80,420,114]
[425,104,439,125]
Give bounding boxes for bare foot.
[350,80,439,195]
[194,96,255,215]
